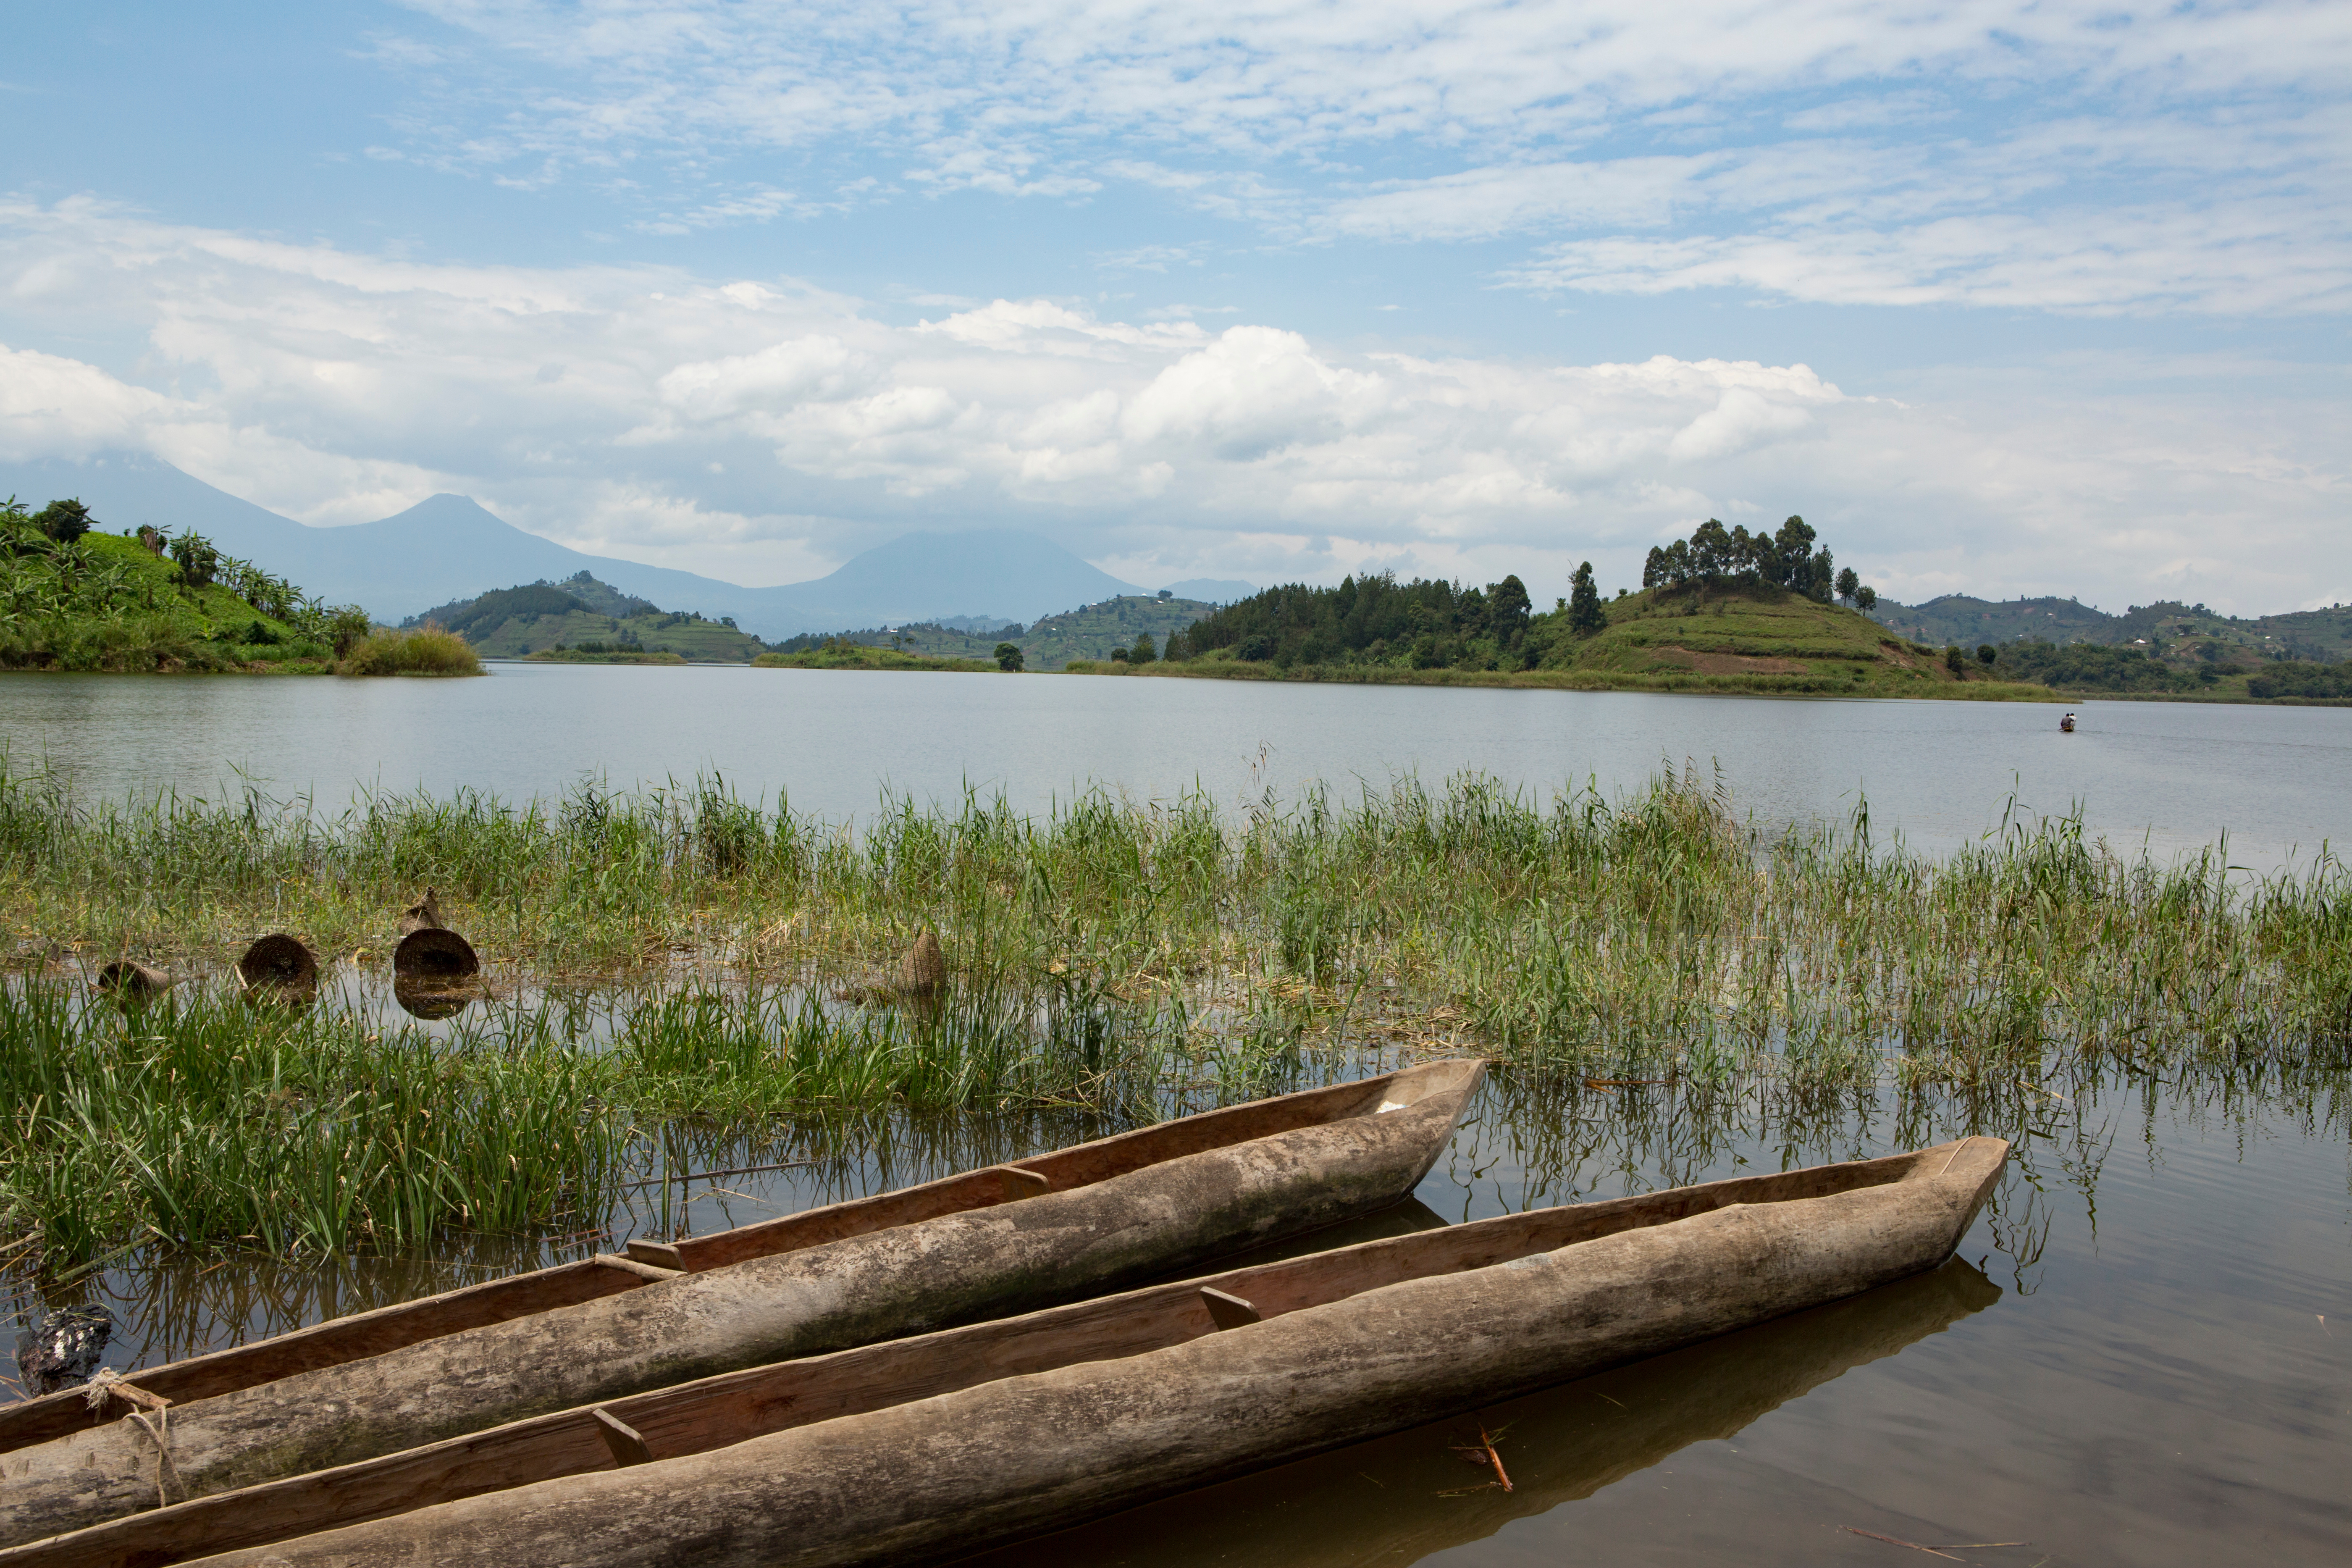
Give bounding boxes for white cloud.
[360,2,2352,320]
[1,197,2346,610]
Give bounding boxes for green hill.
[1152,575,2042,698]
[406,573,768,661]
[1873,594,2352,670]
[766,594,1219,670]
[0,497,368,673]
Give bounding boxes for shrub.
[337,625,484,677]
[994,642,1024,672]
[32,499,93,545]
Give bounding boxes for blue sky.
[3,1,2347,612]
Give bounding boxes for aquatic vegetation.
[336,625,484,676]
[3,758,2347,1266]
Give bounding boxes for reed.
[4,759,2347,1265]
[336,625,483,676]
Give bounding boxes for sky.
[2,2,2347,614]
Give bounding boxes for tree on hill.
[170,531,220,587]
[1639,514,1885,612]
[1567,562,1606,636]
[32,499,93,545]
[1488,574,1531,637]
[1129,632,1158,664]
[1643,515,1835,599]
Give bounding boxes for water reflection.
[954,1260,2000,1568]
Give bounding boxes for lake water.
[4,664,2350,867]
[4,667,2348,1566]
[31,1063,2350,1568]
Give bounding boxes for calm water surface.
[4,668,2347,1565]
[3,664,2349,865]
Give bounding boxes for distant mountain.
[779,528,1143,629]
[0,454,1167,638]
[1871,594,2352,662]
[1158,578,1257,604]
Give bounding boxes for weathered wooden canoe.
[5,1134,2004,1568]
[961,1255,2003,1568]
[0,1058,1483,1548]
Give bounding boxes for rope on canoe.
[84,1368,182,1508]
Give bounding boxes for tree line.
[1165,516,1874,673]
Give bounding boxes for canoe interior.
[13,1134,2006,1568]
[0,1059,1475,1456]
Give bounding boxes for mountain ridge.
[0,454,1255,638]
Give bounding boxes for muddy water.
[8,1062,2344,1568]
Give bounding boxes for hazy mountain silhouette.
[0,453,1217,638]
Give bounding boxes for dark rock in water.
[16,1305,113,1395]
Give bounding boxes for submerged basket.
[393,927,479,980]
[95,960,171,1000]
[236,933,318,993]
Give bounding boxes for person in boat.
[2060,712,2077,732]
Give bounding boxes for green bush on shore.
[337,625,485,677]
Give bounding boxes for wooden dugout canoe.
[0,1059,1483,1549]
[966,1255,2003,1568]
[8,1133,2006,1568]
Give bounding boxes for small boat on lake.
[5,1133,2005,1568]
[0,1059,1482,1548]
[2060,711,2077,732]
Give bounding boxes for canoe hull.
[0,1064,1480,1548]
[191,1136,2006,1568]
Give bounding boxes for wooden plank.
[996,1166,1049,1203]
[592,1254,683,1283]
[592,1409,653,1468]
[622,1240,687,1272]
[1199,1288,1260,1330]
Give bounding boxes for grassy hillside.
[0,501,368,673]
[1875,594,2352,666]
[767,594,1218,670]
[408,574,769,661]
[1137,579,2050,699]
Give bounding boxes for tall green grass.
[337,625,483,676]
[0,986,620,1260]
[4,761,2347,1266]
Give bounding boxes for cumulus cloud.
[1,198,2345,611]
